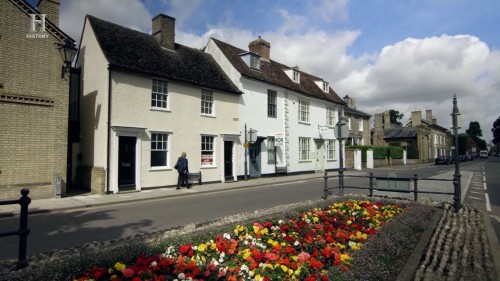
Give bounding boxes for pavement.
[1,165,499,279]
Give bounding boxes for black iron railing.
[0,188,31,269]
[323,172,457,207]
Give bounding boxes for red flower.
[179,244,192,255]
[122,268,134,278]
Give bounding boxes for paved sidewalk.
[0,172,338,217]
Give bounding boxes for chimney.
[249,36,270,60]
[426,110,433,122]
[152,14,175,50]
[411,111,422,127]
[37,0,60,27]
[374,113,383,129]
[383,111,391,128]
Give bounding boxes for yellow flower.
[197,243,207,252]
[114,262,126,271]
[312,216,319,223]
[254,274,262,281]
[341,254,351,263]
[346,220,352,225]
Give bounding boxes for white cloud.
[60,0,151,41]
[308,0,349,22]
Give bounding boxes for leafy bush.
[407,147,419,159]
[388,146,404,159]
[372,146,388,159]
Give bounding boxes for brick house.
[372,109,452,162]
[0,0,75,199]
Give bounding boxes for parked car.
[466,154,473,161]
[435,156,452,165]
[459,155,467,162]
[479,150,489,158]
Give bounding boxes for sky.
[30,0,500,142]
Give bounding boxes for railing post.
[323,172,328,200]
[413,174,418,202]
[17,188,31,270]
[369,172,373,197]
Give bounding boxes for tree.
[389,110,404,126]
[458,133,469,155]
[466,121,482,138]
[492,116,500,145]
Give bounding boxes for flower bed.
[74,200,404,281]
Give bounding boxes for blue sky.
[28,0,500,142]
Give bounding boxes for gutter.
[106,67,112,194]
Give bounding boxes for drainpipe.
[106,67,112,194]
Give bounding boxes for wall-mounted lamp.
[56,41,77,78]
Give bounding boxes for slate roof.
[405,119,449,132]
[383,127,418,139]
[86,15,241,95]
[344,106,371,118]
[211,38,345,105]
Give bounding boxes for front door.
[315,141,325,172]
[224,141,233,180]
[249,138,264,177]
[118,136,136,188]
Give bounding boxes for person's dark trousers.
[177,173,190,189]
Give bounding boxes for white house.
[205,37,345,177]
[76,14,242,194]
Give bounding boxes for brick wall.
[0,1,70,200]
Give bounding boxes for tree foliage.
[466,121,482,138]
[389,110,404,126]
[493,116,500,145]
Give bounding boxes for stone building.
[0,0,74,199]
[372,109,452,162]
[342,95,371,146]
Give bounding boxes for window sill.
[201,114,216,118]
[267,115,277,118]
[299,160,312,163]
[298,121,310,125]
[200,166,217,169]
[326,159,337,162]
[149,167,171,171]
[150,108,171,113]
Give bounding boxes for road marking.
[484,183,488,191]
[470,191,483,194]
[485,193,492,212]
[469,196,482,200]
[491,215,500,224]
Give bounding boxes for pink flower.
[297,251,311,262]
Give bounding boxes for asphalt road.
[0,159,497,261]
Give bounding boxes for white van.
[479,150,488,158]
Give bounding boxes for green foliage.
[388,147,404,159]
[389,109,404,126]
[458,133,469,155]
[372,146,388,159]
[466,121,483,138]
[347,145,372,162]
[492,116,500,145]
[406,146,419,159]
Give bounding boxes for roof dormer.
[284,67,300,84]
[239,52,261,70]
[315,80,329,93]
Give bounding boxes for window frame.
[201,135,216,168]
[322,82,329,92]
[326,107,336,127]
[250,54,261,70]
[326,139,337,160]
[151,79,169,110]
[150,132,169,168]
[267,136,276,164]
[267,90,277,118]
[299,137,311,161]
[298,100,310,123]
[201,89,214,116]
[358,119,363,131]
[293,70,300,83]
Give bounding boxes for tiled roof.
[383,127,418,139]
[344,106,371,118]
[86,16,241,95]
[211,38,345,105]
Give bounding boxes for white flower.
[178,273,186,279]
[150,261,157,267]
[278,219,284,224]
[223,233,231,240]
[351,212,357,216]
[294,240,300,246]
[373,204,379,209]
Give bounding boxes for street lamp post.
[336,108,349,196]
[451,94,462,212]
[56,40,77,78]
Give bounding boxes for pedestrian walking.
[174,152,190,189]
